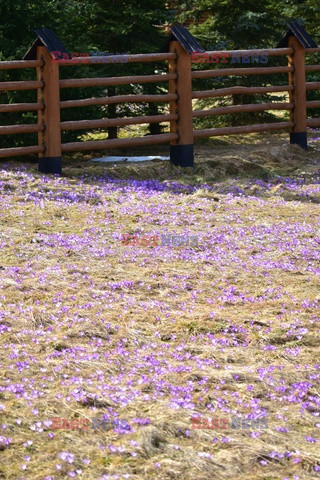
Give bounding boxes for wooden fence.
[1,27,320,174]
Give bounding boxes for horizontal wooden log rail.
[194,122,293,139]
[61,113,178,131]
[0,59,42,70]
[192,85,293,99]
[192,66,294,79]
[306,82,320,91]
[305,65,320,72]
[307,118,320,127]
[60,73,177,89]
[61,133,178,152]
[0,80,43,91]
[60,93,178,109]
[305,47,320,53]
[60,52,176,65]
[193,102,293,118]
[306,100,320,108]
[0,102,43,113]
[0,123,44,135]
[0,145,44,158]
[205,48,292,57]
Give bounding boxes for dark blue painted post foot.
[39,156,62,174]
[170,145,194,167]
[290,132,307,150]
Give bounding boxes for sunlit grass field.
[0,134,320,479]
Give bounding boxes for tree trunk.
[231,94,252,126]
[107,86,118,139]
[148,102,162,135]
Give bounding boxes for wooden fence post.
[169,41,194,167]
[36,46,62,173]
[288,36,307,149]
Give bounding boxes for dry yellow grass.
[0,134,320,479]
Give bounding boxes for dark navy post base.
[290,132,307,150]
[170,144,194,167]
[39,156,62,174]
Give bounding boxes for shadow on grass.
[1,134,320,202]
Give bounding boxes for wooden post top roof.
[23,28,69,60]
[161,25,205,54]
[277,21,317,49]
